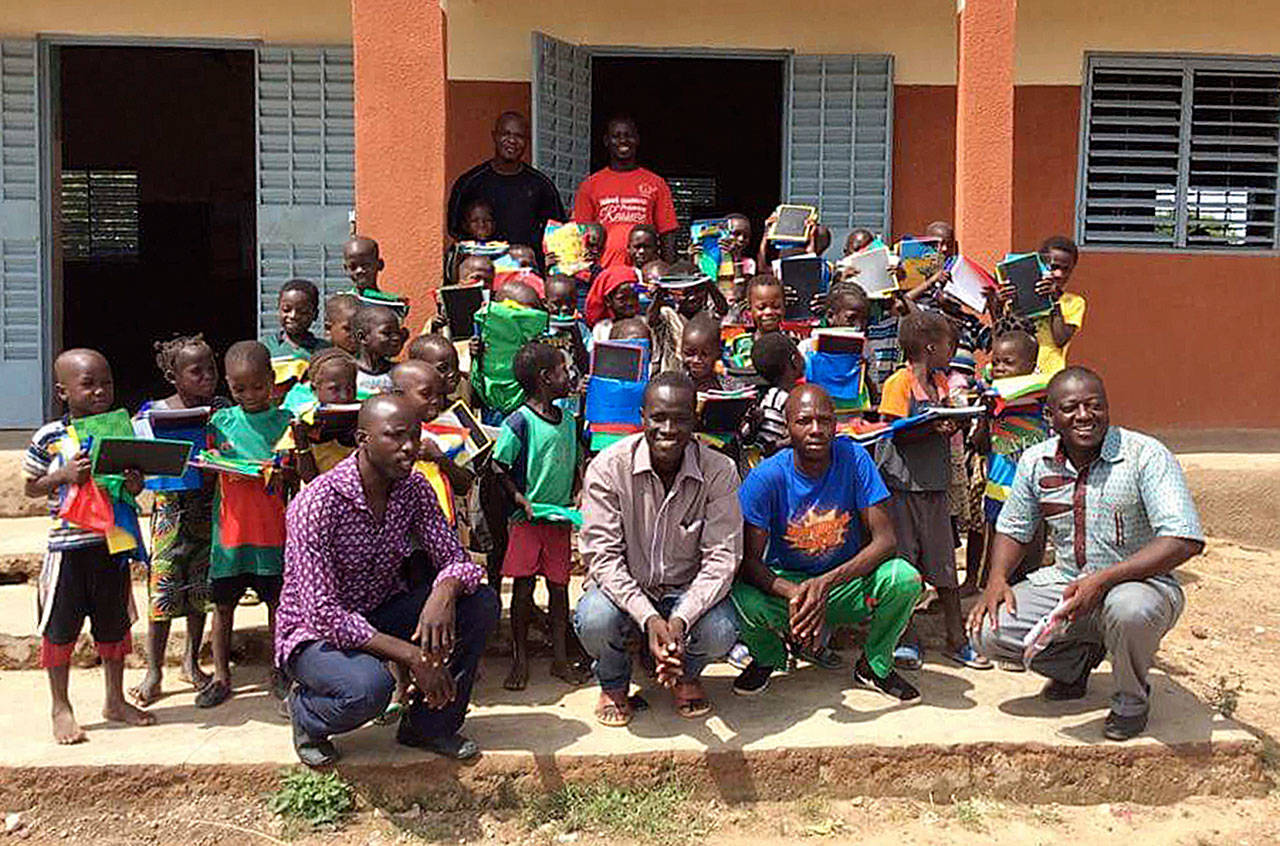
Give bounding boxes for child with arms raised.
[492,342,591,690]
[200,341,295,708]
[878,311,989,671]
[25,348,153,743]
[129,335,227,708]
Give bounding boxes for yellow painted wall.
[1016,0,1280,84]
[0,0,350,43]
[445,0,959,85]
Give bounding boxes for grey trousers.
[973,575,1184,717]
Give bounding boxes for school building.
[1,0,1277,432]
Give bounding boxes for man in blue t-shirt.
[732,384,924,700]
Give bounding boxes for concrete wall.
[0,0,350,42]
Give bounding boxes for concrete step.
[0,658,1265,809]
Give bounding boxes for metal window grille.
[1079,54,1280,250]
[60,170,139,259]
[532,33,592,212]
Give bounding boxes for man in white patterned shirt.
[968,367,1204,741]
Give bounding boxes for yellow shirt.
[1035,292,1086,375]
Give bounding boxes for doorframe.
[574,44,793,202]
[34,34,260,418]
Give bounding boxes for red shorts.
[501,521,572,586]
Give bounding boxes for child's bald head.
[458,254,495,287]
[54,348,114,417]
[494,279,543,309]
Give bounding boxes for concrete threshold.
[0,659,1266,809]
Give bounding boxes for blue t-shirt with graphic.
[739,437,890,575]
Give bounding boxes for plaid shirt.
[996,426,1202,588]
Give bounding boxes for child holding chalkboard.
[492,341,590,691]
[26,348,152,743]
[1002,235,1084,376]
[201,341,294,709]
[129,334,229,709]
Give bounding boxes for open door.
[255,46,355,337]
[531,33,591,212]
[0,40,43,427]
[785,54,894,249]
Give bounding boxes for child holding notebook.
[343,234,410,319]
[200,341,294,709]
[492,342,590,691]
[129,334,228,708]
[25,348,153,743]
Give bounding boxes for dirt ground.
[3,537,1277,845]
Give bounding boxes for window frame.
[1076,51,1280,255]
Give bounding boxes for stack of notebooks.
[836,405,985,446]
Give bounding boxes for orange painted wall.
[891,85,955,237]
[1011,86,1280,430]
[352,0,447,325]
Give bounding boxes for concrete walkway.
[0,651,1264,806]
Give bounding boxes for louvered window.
[1079,55,1280,250]
[60,170,140,259]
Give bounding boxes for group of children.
[28,209,1085,742]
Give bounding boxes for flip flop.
[374,702,406,726]
[594,693,634,727]
[194,679,231,709]
[673,683,713,719]
[893,644,923,671]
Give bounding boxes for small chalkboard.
[812,328,866,355]
[93,437,193,477]
[438,284,486,340]
[314,403,360,442]
[699,396,755,434]
[769,204,816,244]
[145,406,212,429]
[445,400,495,457]
[997,254,1052,317]
[780,254,826,320]
[590,340,647,382]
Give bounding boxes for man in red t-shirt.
[572,117,678,268]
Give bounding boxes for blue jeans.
[573,586,738,692]
[288,583,500,741]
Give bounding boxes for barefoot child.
[492,342,591,690]
[25,348,155,743]
[129,335,226,708]
[353,305,409,399]
[878,312,989,671]
[200,341,294,708]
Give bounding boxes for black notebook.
[997,254,1052,317]
[93,437,194,477]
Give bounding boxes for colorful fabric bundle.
[473,301,550,414]
[987,373,1051,414]
[805,351,871,413]
[65,410,147,559]
[271,356,309,387]
[414,460,456,526]
[529,503,583,527]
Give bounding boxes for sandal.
[374,701,405,726]
[673,682,712,719]
[893,644,923,671]
[946,644,993,670]
[195,679,232,709]
[594,692,633,727]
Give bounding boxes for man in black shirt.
[446,111,566,269]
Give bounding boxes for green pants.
[731,557,922,677]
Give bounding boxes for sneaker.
[893,644,923,671]
[1103,710,1148,741]
[852,656,921,702]
[732,663,774,696]
[945,644,993,670]
[727,642,753,671]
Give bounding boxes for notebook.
[896,237,942,289]
[943,255,994,313]
[836,246,897,299]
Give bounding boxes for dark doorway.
[58,46,256,410]
[591,56,785,252]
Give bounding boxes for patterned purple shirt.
[275,453,482,667]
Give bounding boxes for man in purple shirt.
[278,394,499,766]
